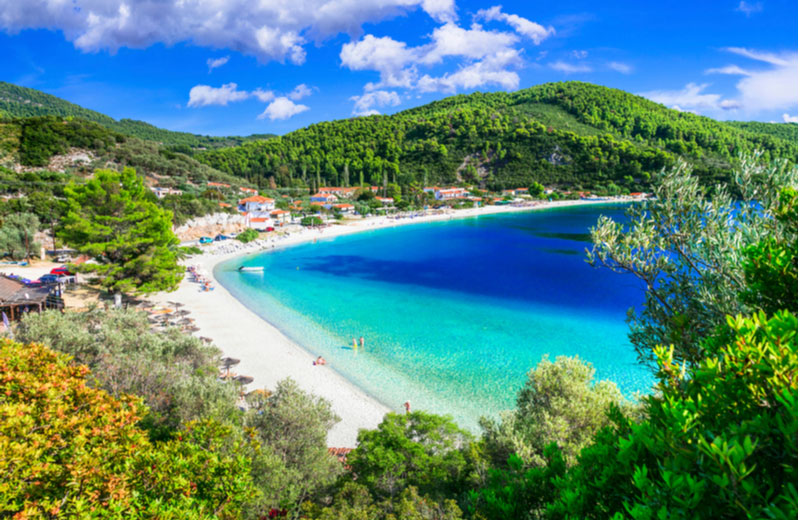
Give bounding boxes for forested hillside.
[197,82,797,192]
[0,81,274,149]
[0,116,243,188]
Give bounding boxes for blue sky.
[1,0,797,136]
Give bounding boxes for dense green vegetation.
[0,81,275,149]
[197,82,797,193]
[59,168,183,295]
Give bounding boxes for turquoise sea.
[216,204,652,431]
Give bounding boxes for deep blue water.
[216,204,652,431]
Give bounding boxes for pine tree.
[59,167,183,296]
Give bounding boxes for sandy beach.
[2,198,631,447]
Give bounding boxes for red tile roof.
[239,195,275,204]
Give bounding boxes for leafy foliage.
[347,411,473,501]
[0,211,40,259]
[59,167,183,294]
[309,483,464,520]
[245,379,342,516]
[480,356,630,469]
[237,228,260,243]
[739,187,798,316]
[547,311,798,520]
[588,153,798,366]
[15,307,240,436]
[0,339,256,518]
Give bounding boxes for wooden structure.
[0,275,63,321]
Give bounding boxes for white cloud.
[782,113,798,123]
[418,49,521,93]
[642,48,798,117]
[187,83,249,107]
[608,61,633,74]
[252,88,275,103]
[640,82,737,112]
[549,61,592,74]
[422,22,519,65]
[421,0,457,23]
[718,48,798,112]
[475,5,555,44]
[258,96,309,120]
[350,90,401,115]
[340,34,417,89]
[0,0,458,63]
[735,1,763,16]
[341,19,528,95]
[207,56,229,72]
[571,50,588,59]
[705,64,751,75]
[289,83,313,100]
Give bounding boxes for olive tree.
[480,355,629,468]
[588,153,797,366]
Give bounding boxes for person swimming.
[315,356,326,366]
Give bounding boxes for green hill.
[0,115,245,191]
[0,81,275,149]
[196,82,797,192]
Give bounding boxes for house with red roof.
[270,209,291,223]
[310,193,338,203]
[333,203,355,214]
[238,195,275,213]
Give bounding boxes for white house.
[238,195,275,213]
[310,193,338,203]
[150,187,183,199]
[270,209,291,223]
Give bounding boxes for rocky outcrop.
[174,212,247,241]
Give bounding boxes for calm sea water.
[216,204,653,431]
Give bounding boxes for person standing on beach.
[404,401,411,414]
[352,338,357,350]
[359,336,365,349]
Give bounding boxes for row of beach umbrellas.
[137,299,259,390]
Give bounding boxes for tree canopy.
[59,167,183,294]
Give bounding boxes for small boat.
[238,266,264,272]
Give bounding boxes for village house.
[270,209,291,223]
[149,186,183,199]
[238,195,275,213]
[310,193,338,203]
[247,216,270,230]
[207,182,231,189]
[239,187,258,195]
[375,197,394,205]
[333,203,355,214]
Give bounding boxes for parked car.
[199,236,213,244]
[214,234,232,241]
[50,266,74,276]
[38,274,61,284]
[265,227,275,232]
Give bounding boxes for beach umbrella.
[199,336,213,344]
[186,326,201,332]
[177,318,194,325]
[176,309,191,316]
[137,301,155,308]
[221,357,241,368]
[234,375,254,385]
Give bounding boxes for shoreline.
[145,198,631,447]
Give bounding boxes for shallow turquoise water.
[216,205,652,431]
